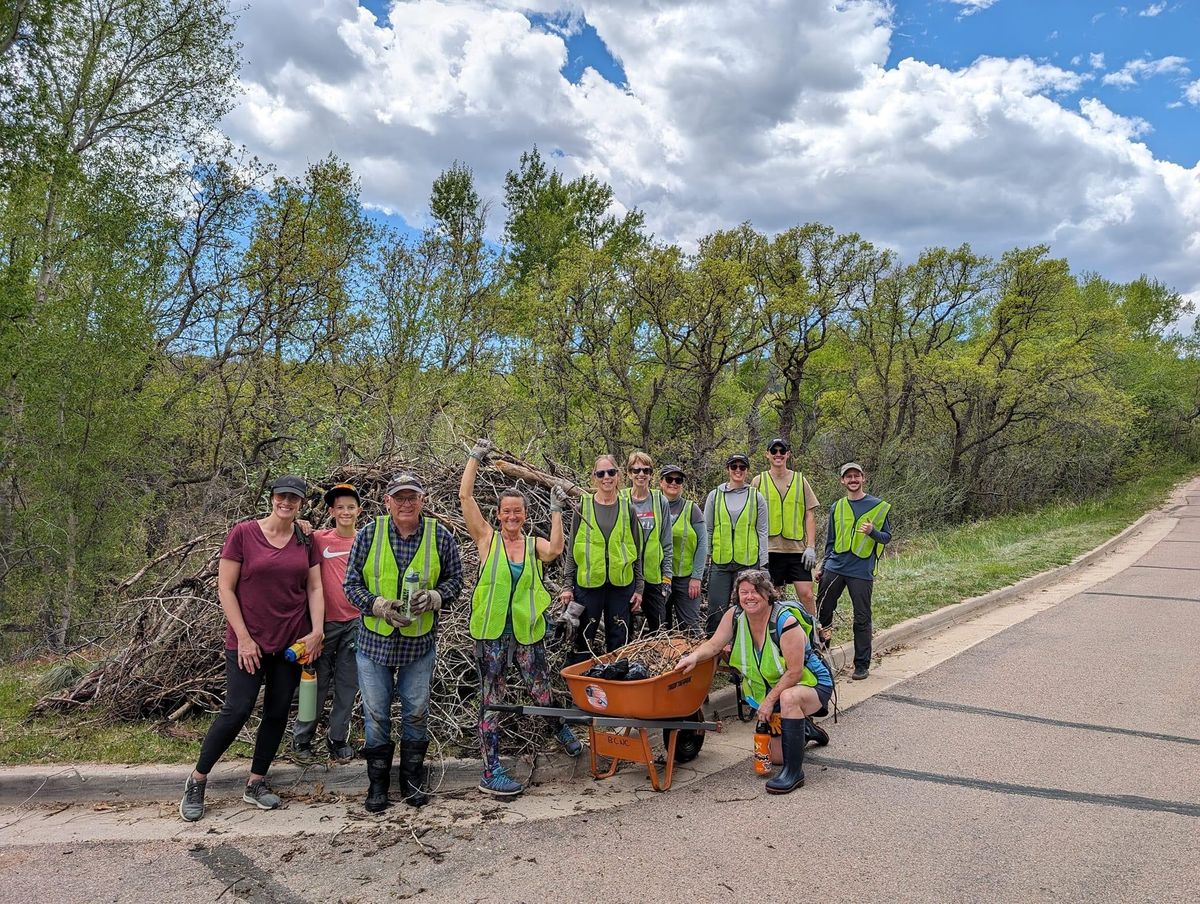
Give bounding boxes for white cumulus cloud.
[1138,2,1167,16]
[1102,55,1190,87]
[222,0,1200,299]
[945,0,1000,16]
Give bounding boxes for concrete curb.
[1,482,1185,806]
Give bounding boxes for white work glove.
[372,597,412,629]
[410,588,442,615]
[549,483,568,514]
[469,438,493,463]
[802,546,817,570]
[564,601,585,627]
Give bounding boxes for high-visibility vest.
[758,470,805,541]
[832,497,891,570]
[711,488,760,567]
[470,534,551,644]
[361,516,441,638]
[622,489,667,583]
[572,494,638,588]
[671,501,699,578]
[729,602,823,704]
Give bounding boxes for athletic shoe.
[242,778,282,810]
[327,737,355,762]
[478,765,524,797]
[291,739,317,763]
[555,723,583,757]
[179,775,206,822]
[851,667,869,680]
[804,717,830,747]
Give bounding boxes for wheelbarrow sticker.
[584,684,609,709]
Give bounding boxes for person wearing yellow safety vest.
[559,453,645,662]
[675,569,832,794]
[658,463,709,635]
[751,437,820,615]
[622,451,673,635]
[814,462,892,681]
[703,452,769,634]
[343,473,463,812]
[458,439,583,798]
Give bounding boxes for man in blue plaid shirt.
[344,473,462,811]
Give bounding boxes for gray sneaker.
[179,775,206,822]
[242,778,281,810]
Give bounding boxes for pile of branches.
[33,446,598,756]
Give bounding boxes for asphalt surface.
[2,483,1199,903]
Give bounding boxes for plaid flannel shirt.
[343,516,463,668]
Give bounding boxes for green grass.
[0,465,1191,765]
[0,661,251,765]
[847,463,1193,644]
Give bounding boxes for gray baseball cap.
[268,475,307,498]
[385,473,425,496]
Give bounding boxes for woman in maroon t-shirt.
[179,475,325,822]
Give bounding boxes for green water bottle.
[404,572,420,618]
[298,667,317,722]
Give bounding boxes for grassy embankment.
[0,464,1191,765]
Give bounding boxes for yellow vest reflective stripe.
[572,494,638,588]
[759,470,805,541]
[728,605,818,704]
[711,489,760,566]
[832,498,891,566]
[623,489,666,583]
[361,516,441,638]
[671,501,698,578]
[470,534,551,644]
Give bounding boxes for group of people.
[179,439,892,820]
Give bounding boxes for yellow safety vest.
[361,516,441,637]
[671,501,699,578]
[623,488,667,583]
[758,470,806,541]
[711,488,760,567]
[728,603,820,704]
[572,494,638,588]
[470,534,551,644]
[832,497,891,571]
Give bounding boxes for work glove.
[802,546,817,570]
[469,438,493,464]
[564,601,585,628]
[549,483,568,514]
[372,597,412,629]
[410,588,442,615]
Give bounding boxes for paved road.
[3,483,1199,903]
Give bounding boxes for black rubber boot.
[362,742,394,813]
[765,718,806,794]
[400,739,430,807]
[804,717,829,747]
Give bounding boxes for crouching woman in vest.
[559,454,645,662]
[459,440,584,797]
[675,568,832,794]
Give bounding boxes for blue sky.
[225,1,1200,302]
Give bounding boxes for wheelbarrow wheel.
[664,710,706,763]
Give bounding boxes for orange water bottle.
[285,641,308,664]
[754,720,772,775]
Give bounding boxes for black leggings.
[196,650,300,776]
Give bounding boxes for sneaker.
[291,739,317,763]
[242,778,282,810]
[478,765,524,798]
[327,737,355,762]
[852,666,869,681]
[179,775,206,822]
[555,723,583,757]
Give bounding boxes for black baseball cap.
[323,483,361,506]
[766,437,791,452]
[726,452,750,467]
[660,463,686,477]
[268,475,307,498]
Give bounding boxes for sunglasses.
[630,466,652,475]
[662,474,685,485]
[728,463,748,471]
[769,447,788,455]
[594,468,619,478]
